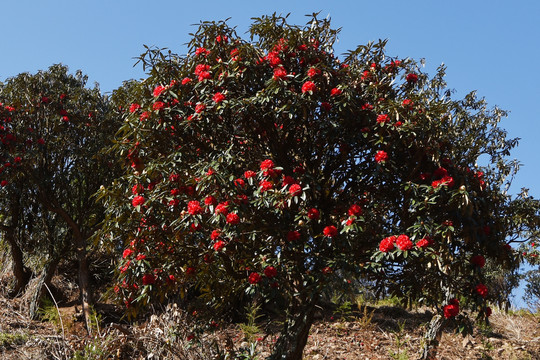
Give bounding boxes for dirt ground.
[1,291,539,360]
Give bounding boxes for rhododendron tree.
[99,14,540,360]
[0,65,120,331]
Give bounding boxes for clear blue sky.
[2,0,539,308]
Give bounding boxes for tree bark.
[420,314,445,360]
[3,226,31,297]
[268,302,316,360]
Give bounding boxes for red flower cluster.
[395,234,413,251]
[289,184,302,196]
[260,159,274,171]
[301,81,316,93]
[132,195,145,207]
[307,208,320,220]
[248,272,262,284]
[323,225,338,238]
[348,204,362,217]
[213,92,225,103]
[470,255,486,267]
[376,114,390,124]
[374,150,388,163]
[330,88,342,97]
[187,200,203,215]
[194,64,211,81]
[287,231,301,242]
[307,67,321,77]
[264,266,277,278]
[226,212,240,225]
[379,236,396,252]
[273,67,287,80]
[475,283,488,298]
[416,237,432,248]
[259,180,273,192]
[153,85,166,97]
[213,240,225,252]
[443,298,459,318]
[142,273,156,285]
[406,73,418,83]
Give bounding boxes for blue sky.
[2,0,539,308]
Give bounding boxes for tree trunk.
[29,255,62,320]
[420,314,445,360]
[75,237,93,335]
[268,302,316,360]
[4,227,31,297]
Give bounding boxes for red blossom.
[213,92,226,103]
[215,202,229,215]
[289,184,302,196]
[244,170,256,179]
[323,225,338,238]
[142,273,156,285]
[406,73,418,83]
[379,236,395,252]
[307,208,320,220]
[396,234,413,251]
[416,237,432,248]
[260,159,275,171]
[348,204,362,217]
[330,88,342,97]
[273,67,288,80]
[129,103,141,113]
[471,255,486,268]
[213,240,225,252]
[210,229,221,240]
[443,299,459,318]
[475,283,488,298]
[226,212,240,225]
[374,150,388,163]
[187,200,203,215]
[248,272,262,284]
[307,67,321,77]
[153,85,166,97]
[376,114,390,124]
[259,180,273,192]
[264,266,277,278]
[153,101,166,111]
[302,81,317,93]
[287,231,301,242]
[132,196,145,207]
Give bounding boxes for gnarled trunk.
[4,226,31,297]
[420,314,446,360]
[268,302,317,360]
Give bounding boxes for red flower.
[323,225,338,238]
[379,236,395,252]
[264,266,277,278]
[182,77,192,85]
[129,103,141,113]
[195,103,206,113]
[259,180,273,192]
[475,283,488,298]
[132,196,145,207]
[153,101,166,111]
[213,240,225,252]
[406,73,418,83]
[330,88,342,97]
[322,266,333,275]
[282,175,296,186]
[140,111,150,121]
[307,67,321,77]
[307,208,320,220]
[375,150,388,163]
[153,85,166,97]
[142,274,156,285]
[1,180,8,187]
[215,202,229,215]
[471,255,486,268]
[210,229,221,240]
[402,99,414,108]
[289,184,302,196]
[213,92,226,103]
[260,160,275,172]
[396,235,413,251]
[248,272,262,284]
[348,204,362,217]
[195,47,209,56]
[273,66,287,80]
[416,237,432,248]
[187,201,203,215]
[244,170,256,179]
[443,299,459,318]
[234,178,246,188]
[226,212,240,225]
[376,114,390,124]
[122,248,134,259]
[301,81,316,93]
[205,195,217,206]
[287,231,301,242]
